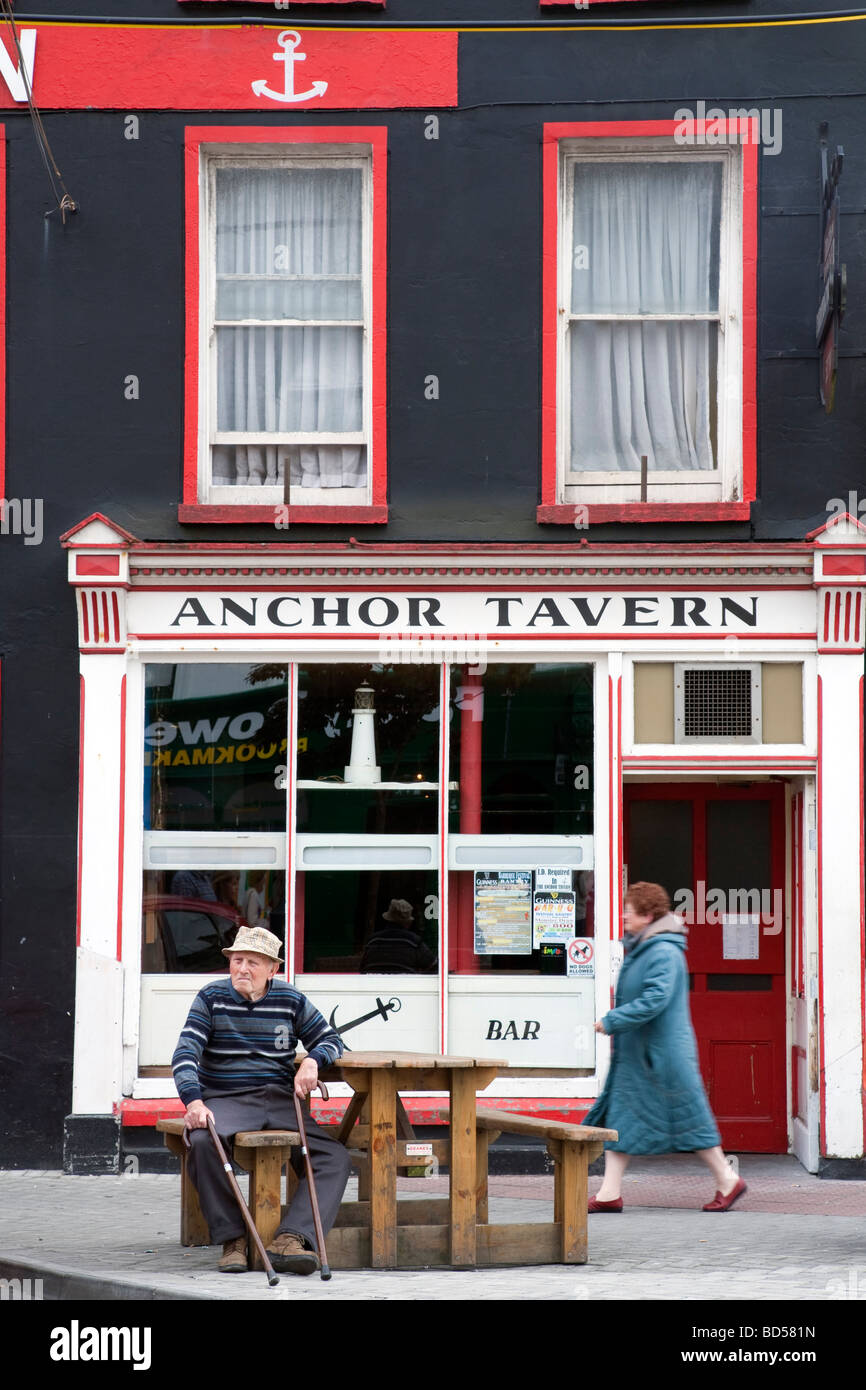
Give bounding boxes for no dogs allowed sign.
[567,938,595,979]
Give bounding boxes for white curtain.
[213,166,366,490]
[569,161,722,473]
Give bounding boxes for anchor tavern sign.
[252,32,328,105]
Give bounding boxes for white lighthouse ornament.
[344,683,381,785]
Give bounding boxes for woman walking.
[584,881,747,1213]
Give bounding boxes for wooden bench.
[475,1109,617,1263]
[156,1117,368,1270]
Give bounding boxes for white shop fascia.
[61,514,865,1129]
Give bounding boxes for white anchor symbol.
[251,31,328,105]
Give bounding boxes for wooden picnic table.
[321,1050,616,1270]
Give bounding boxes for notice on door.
[532,890,576,947]
[474,871,533,955]
[722,914,760,960]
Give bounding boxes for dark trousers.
[186,1084,353,1247]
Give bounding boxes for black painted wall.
[1,2,865,1163]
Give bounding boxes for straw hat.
[222,925,284,964]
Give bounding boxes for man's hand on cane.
[294,1056,319,1100]
[184,1099,216,1130]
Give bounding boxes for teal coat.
[583,920,720,1154]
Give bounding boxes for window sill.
[537,502,751,525]
[178,504,388,525]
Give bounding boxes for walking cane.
[293,1079,332,1281]
[186,1118,281,1287]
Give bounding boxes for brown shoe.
[219,1236,248,1273]
[266,1232,320,1276]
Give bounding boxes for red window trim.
[539,119,757,527]
[0,128,5,501]
[182,125,388,525]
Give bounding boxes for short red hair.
[625,881,670,921]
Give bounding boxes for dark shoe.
[703,1176,748,1212]
[219,1236,248,1273]
[588,1195,623,1213]
[267,1232,320,1276]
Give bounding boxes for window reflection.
[297,664,440,833]
[449,664,594,835]
[141,869,286,973]
[297,871,439,974]
[144,663,288,831]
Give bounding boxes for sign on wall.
[0,26,457,109]
[128,586,816,639]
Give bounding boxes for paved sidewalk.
[1,1155,865,1301]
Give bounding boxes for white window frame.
[557,139,744,506]
[198,143,374,508]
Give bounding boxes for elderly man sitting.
[172,925,352,1275]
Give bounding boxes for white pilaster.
[62,515,135,1116]
[810,512,866,1158]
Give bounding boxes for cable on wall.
[0,0,78,220]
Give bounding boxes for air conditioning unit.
[674,664,762,743]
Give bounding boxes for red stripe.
[857,592,864,647]
[90,592,100,643]
[537,503,752,524]
[823,591,830,644]
[125,581,813,593]
[795,795,800,1000]
[844,591,852,643]
[112,591,120,644]
[117,1095,596,1127]
[76,676,85,947]
[439,661,449,1051]
[817,675,825,1152]
[616,675,622,943]
[184,127,389,518]
[80,592,90,644]
[101,591,110,642]
[0,131,6,499]
[116,676,127,962]
[286,662,296,981]
[125,536,815,557]
[541,119,757,509]
[741,135,758,505]
[860,678,865,1151]
[126,630,818,643]
[833,592,841,644]
[540,134,559,507]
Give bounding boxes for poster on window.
[474,871,532,955]
[534,867,573,892]
[532,890,576,947]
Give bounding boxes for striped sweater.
[171,978,344,1105]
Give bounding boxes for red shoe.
[702,1176,748,1212]
[588,1195,623,1213]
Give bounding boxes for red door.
[624,784,787,1153]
